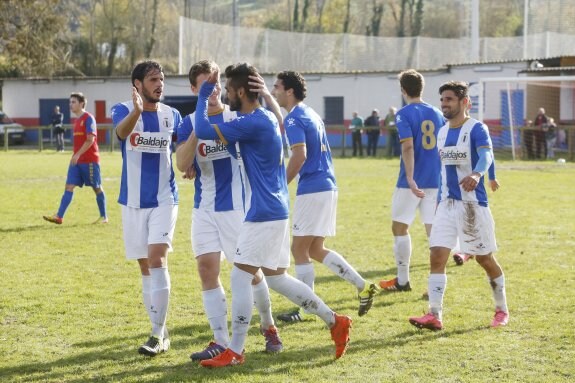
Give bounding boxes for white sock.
[142,274,152,322]
[295,263,315,290]
[323,250,365,291]
[143,275,169,338]
[229,267,255,355]
[428,273,447,321]
[490,274,508,313]
[202,286,229,347]
[252,277,274,329]
[266,273,335,327]
[149,267,170,339]
[394,235,412,285]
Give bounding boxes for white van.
[0,111,26,145]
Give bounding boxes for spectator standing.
[533,107,548,159]
[349,111,364,157]
[523,119,534,159]
[544,117,557,159]
[51,105,65,152]
[364,109,381,157]
[384,106,399,157]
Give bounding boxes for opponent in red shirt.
[43,92,107,224]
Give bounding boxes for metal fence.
[5,124,573,163]
[179,18,575,74]
[326,124,574,161]
[2,125,118,152]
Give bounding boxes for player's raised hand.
[132,87,143,113]
[207,69,219,84]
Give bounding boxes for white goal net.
[475,76,575,161]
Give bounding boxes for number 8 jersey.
[395,102,445,188]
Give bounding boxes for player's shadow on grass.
[155,323,488,382]
[0,222,91,233]
[0,327,348,383]
[312,263,430,286]
[379,324,487,348]
[71,325,206,349]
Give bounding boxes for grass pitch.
[0,151,574,382]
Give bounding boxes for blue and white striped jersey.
[437,117,492,206]
[177,105,244,211]
[112,101,181,208]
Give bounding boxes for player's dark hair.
[439,81,469,100]
[188,60,219,87]
[70,92,86,107]
[131,60,163,87]
[276,71,307,101]
[398,69,424,98]
[224,63,259,102]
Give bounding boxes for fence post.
[3,126,8,151]
[109,126,115,152]
[340,125,346,157]
[569,126,574,162]
[38,126,44,151]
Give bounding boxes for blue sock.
[57,190,73,218]
[96,192,107,218]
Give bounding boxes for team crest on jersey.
[286,117,295,127]
[127,131,171,153]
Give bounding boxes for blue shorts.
[66,163,102,188]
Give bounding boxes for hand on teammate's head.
[207,69,219,84]
[248,74,268,96]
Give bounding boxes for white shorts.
[192,208,243,262]
[391,187,438,225]
[235,219,290,270]
[429,199,497,255]
[292,190,337,237]
[121,204,178,260]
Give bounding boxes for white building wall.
[560,83,575,121]
[1,61,531,123]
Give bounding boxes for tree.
[343,0,352,33]
[293,0,299,31]
[301,0,311,31]
[144,0,160,58]
[390,0,424,37]
[366,0,384,36]
[412,0,424,36]
[316,0,327,33]
[0,0,68,77]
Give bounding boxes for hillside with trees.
[0,0,573,78]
